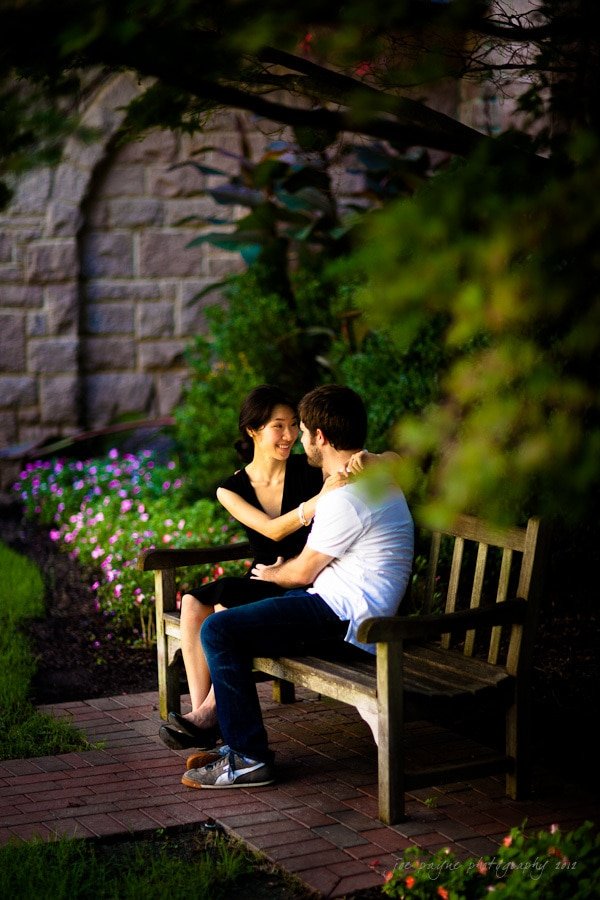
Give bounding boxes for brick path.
[1,685,598,898]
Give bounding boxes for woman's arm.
[216,470,346,542]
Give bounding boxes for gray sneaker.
[181,747,275,789]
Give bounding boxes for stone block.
[0,459,22,489]
[0,284,44,308]
[156,372,186,415]
[0,233,12,264]
[138,303,175,338]
[206,253,244,278]
[27,312,48,337]
[46,285,78,335]
[0,410,17,445]
[54,165,90,204]
[16,425,59,444]
[0,376,37,406]
[81,337,137,372]
[10,168,52,215]
[17,406,40,424]
[115,130,177,164]
[80,232,134,278]
[46,201,84,238]
[139,232,203,277]
[85,280,172,302]
[146,164,204,198]
[25,241,78,283]
[97,166,145,198]
[180,282,222,335]
[106,198,165,229]
[39,375,80,425]
[85,303,134,335]
[28,338,78,374]
[84,373,154,425]
[139,340,186,370]
[0,314,25,371]
[164,197,218,227]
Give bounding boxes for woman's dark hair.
[235,384,297,462]
[298,384,367,450]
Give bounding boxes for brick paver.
[0,684,598,898]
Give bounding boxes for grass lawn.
[0,539,90,760]
[0,826,314,900]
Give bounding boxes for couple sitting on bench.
[159,382,414,789]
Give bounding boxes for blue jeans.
[200,589,347,764]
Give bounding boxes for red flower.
[355,60,372,77]
[405,875,416,889]
[300,32,313,55]
[437,888,449,899]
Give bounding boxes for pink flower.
[162,534,172,543]
[503,835,512,847]
[49,529,61,541]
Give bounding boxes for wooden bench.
[137,514,547,824]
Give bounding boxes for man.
[182,384,414,789]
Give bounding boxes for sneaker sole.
[181,773,275,789]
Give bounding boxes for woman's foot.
[167,711,221,746]
[158,725,199,751]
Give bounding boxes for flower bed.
[14,450,246,647]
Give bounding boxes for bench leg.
[506,691,530,800]
[272,678,296,704]
[157,641,182,720]
[377,642,406,824]
[155,569,180,720]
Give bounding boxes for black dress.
[187,454,323,608]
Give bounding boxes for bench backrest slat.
[421,515,545,672]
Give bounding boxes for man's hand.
[251,546,334,588]
[251,557,284,581]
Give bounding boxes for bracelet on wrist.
[298,502,308,527]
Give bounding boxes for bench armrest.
[137,542,252,572]
[357,597,528,643]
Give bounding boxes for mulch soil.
[0,497,157,703]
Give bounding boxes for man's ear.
[315,427,328,447]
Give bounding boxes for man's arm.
[251,546,334,589]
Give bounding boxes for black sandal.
[158,724,199,750]
[167,712,221,747]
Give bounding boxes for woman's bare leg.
[179,593,214,711]
[177,596,222,728]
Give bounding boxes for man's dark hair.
[298,384,367,450]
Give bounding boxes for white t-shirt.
[307,479,414,652]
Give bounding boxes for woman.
[159,384,350,750]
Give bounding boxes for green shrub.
[383,821,600,899]
[174,264,337,496]
[330,321,447,452]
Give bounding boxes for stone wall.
[0,72,264,485]
[0,66,522,488]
